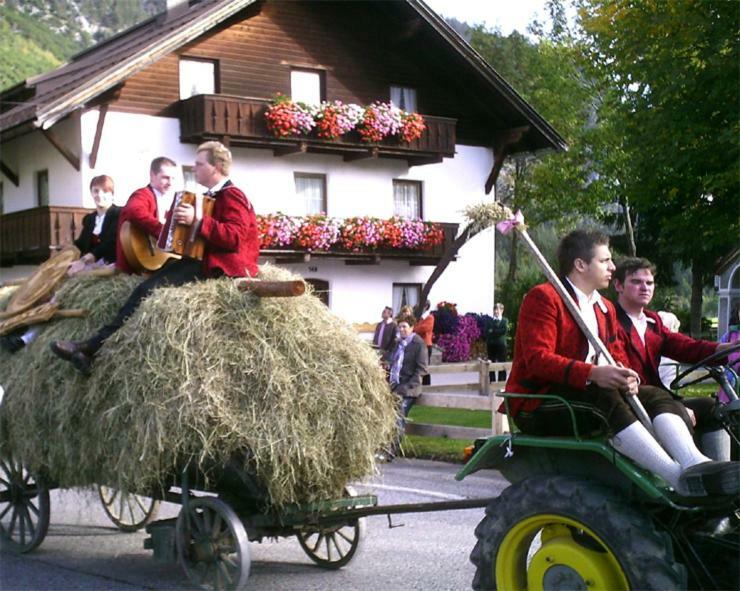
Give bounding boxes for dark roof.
[0,0,566,153]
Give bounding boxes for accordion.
[157,191,215,260]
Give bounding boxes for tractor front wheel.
[470,475,686,590]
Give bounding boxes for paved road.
[1,459,508,591]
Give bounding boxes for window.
[393,283,421,315]
[390,86,417,112]
[36,170,49,206]
[295,173,327,215]
[182,165,198,191]
[393,180,422,219]
[179,58,217,100]
[291,69,324,105]
[306,278,330,307]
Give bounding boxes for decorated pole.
[466,202,654,434]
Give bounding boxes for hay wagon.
[0,451,497,591]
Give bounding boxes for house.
[715,247,740,336]
[0,0,564,323]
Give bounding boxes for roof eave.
[32,0,258,131]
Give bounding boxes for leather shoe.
[679,461,740,497]
[1,335,25,353]
[70,351,93,376]
[50,340,95,362]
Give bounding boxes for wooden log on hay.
[233,278,306,297]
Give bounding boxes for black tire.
[470,475,686,590]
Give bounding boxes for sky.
[423,0,551,35]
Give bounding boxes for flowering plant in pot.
[264,93,315,137]
[257,213,299,249]
[294,215,341,251]
[314,101,364,140]
[399,112,426,143]
[357,102,403,143]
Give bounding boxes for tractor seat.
[499,392,610,439]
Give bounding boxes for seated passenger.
[505,229,738,496]
[613,257,733,461]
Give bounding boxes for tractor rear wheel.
[470,475,686,590]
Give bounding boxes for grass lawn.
[400,406,492,463]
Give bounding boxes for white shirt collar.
[206,177,229,194]
[566,278,602,308]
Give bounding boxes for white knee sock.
[653,413,711,468]
[701,429,731,462]
[610,421,682,489]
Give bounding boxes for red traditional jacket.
[615,304,716,388]
[115,185,162,274]
[505,282,630,416]
[197,182,260,277]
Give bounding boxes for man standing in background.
[487,302,508,382]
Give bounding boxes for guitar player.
[51,141,260,375]
[115,156,178,275]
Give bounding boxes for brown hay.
[0,266,397,507]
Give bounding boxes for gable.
[0,0,564,154]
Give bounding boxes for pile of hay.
[0,265,397,507]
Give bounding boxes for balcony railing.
[179,94,456,165]
[0,206,89,264]
[262,221,459,266]
[0,207,459,266]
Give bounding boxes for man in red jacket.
[506,229,738,496]
[51,141,260,374]
[614,257,732,460]
[116,156,178,274]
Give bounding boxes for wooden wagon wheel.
[176,497,251,591]
[0,455,50,553]
[296,485,366,569]
[0,246,80,319]
[97,485,160,532]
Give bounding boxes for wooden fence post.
[479,358,490,396]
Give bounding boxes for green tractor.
[457,343,740,591]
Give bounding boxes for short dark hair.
[150,156,176,174]
[383,306,393,314]
[557,229,610,276]
[614,257,656,285]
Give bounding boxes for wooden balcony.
[0,206,89,264]
[262,222,459,266]
[0,207,458,267]
[179,95,456,166]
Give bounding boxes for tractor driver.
[613,257,734,461]
[505,229,739,497]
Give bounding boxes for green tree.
[579,0,740,335]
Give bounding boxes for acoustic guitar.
[119,220,180,273]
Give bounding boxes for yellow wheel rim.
[496,513,630,591]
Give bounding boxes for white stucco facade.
[2,109,497,323]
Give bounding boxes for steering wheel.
[670,341,740,392]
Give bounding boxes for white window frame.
[179,58,217,100]
[294,173,327,215]
[390,85,417,112]
[393,179,423,219]
[291,69,323,105]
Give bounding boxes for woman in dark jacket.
[73,174,120,266]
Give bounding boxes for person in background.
[613,257,733,462]
[372,306,397,363]
[385,315,428,461]
[116,156,177,275]
[486,302,508,383]
[1,175,120,354]
[414,300,435,386]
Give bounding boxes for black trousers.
[513,384,691,437]
[487,342,507,382]
[91,258,207,348]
